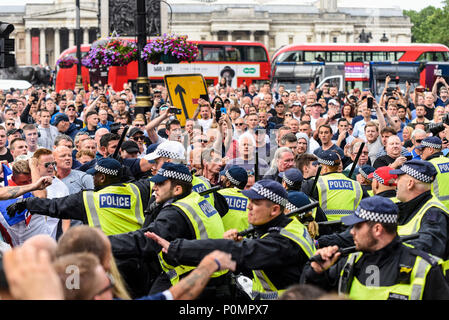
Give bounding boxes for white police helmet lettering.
[99,194,132,209]
[328,180,354,190]
[223,195,248,211]
[199,200,218,217]
[437,162,449,174]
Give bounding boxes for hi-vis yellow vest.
[340,250,439,300]
[251,218,316,300]
[192,175,214,206]
[218,187,249,232]
[316,173,363,222]
[398,196,449,236]
[429,156,449,209]
[83,183,145,236]
[157,192,227,285]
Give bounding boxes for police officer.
[145,140,215,207]
[217,165,250,232]
[286,191,320,239]
[302,150,363,223]
[390,160,449,259]
[109,163,230,299]
[417,136,449,209]
[7,158,149,236]
[357,165,375,198]
[301,196,449,300]
[145,180,316,300]
[279,167,303,192]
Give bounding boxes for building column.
[227,31,232,41]
[39,28,46,65]
[211,32,218,41]
[263,32,269,49]
[68,29,75,47]
[249,31,255,42]
[83,28,89,44]
[25,28,31,66]
[54,28,61,65]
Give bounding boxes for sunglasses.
[133,124,145,127]
[44,161,56,168]
[132,136,145,141]
[285,114,293,116]
[415,139,423,143]
[235,123,244,126]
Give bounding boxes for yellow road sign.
[164,74,208,127]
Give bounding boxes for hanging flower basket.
[82,35,138,68]
[57,56,78,69]
[142,34,199,64]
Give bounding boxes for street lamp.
[75,0,83,91]
[135,0,151,116]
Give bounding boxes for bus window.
[395,52,405,60]
[224,46,242,62]
[245,46,268,62]
[201,46,225,61]
[352,52,364,62]
[371,52,387,62]
[277,51,302,62]
[305,51,325,62]
[417,51,449,62]
[330,52,347,62]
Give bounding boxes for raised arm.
[0,176,52,200]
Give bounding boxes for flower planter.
[160,53,180,64]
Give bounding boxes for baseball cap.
[241,180,288,206]
[279,168,303,188]
[6,128,22,136]
[144,140,185,161]
[313,150,340,166]
[328,99,338,106]
[53,113,69,126]
[86,158,122,177]
[389,159,437,183]
[127,127,144,138]
[341,196,399,226]
[149,162,193,184]
[415,136,442,150]
[368,166,397,186]
[121,140,140,154]
[286,191,311,212]
[221,165,248,189]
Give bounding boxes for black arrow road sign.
[174,84,189,118]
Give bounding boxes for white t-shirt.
[197,118,213,133]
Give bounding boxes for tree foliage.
[404,0,449,46]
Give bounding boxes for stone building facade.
[0,0,412,67]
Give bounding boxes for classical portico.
[23,0,98,66]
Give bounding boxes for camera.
[427,113,449,136]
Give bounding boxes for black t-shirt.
[424,106,435,121]
[0,149,14,163]
[373,154,395,169]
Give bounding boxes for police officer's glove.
[6,198,30,218]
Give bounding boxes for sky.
[0,0,445,11]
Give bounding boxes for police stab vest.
[192,175,214,206]
[157,192,227,285]
[251,218,316,300]
[218,187,250,232]
[398,196,449,236]
[316,173,363,222]
[429,156,449,209]
[83,183,145,236]
[339,250,439,300]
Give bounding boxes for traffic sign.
[164,73,208,126]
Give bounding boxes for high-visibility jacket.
[340,250,441,300]
[192,175,214,206]
[398,195,449,236]
[316,173,363,222]
[157,192,227,285]
[429,156,449,209]
[251,219,316,300]
[218,187,249,232]
[83,183,145,236]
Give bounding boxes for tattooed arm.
[0,176,52,200]
[168,250,236,300]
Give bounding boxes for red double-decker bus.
[270,43,449,90]
[55,40,271,92]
